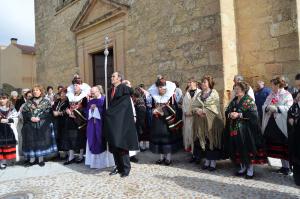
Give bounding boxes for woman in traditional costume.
[52,88,69,157]
[224,82,267,179]
[262,76,293,175]
[192,75,224,171]
[62,75,90,165]
[148,76,182,165]
[22,85,57,167]
[182,77,201,160]
[0,92,18,169]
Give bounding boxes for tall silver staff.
[104,36,113,168]
[104,36,109,109]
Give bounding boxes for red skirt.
[0,146,16,160]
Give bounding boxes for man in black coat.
[104,71,139,177]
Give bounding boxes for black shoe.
[38,161,45,167]
[235,170,246,176]
[164,160,172,166]
[245,174,254,179]
[0,164,7,170]
[195,159,201,165]
[189,157,196,163]
[75,157,84,164]
[120,172,129,178]
[109,168,119,175]
[156,159,165,164]
[140,148,147,152]
[24,160,37,167]
[130,156,139,163]
[63,158,76,165]
[201,165,209,170]
[208,166,217,172]
[276,167,291,175]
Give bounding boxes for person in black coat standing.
[104,72,139,178]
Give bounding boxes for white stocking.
[238,164,246,173]
[247,164,254,176]
[79,149,84,159]
[281,160,290,169]
[38,156,44,163]
[68,150,75,161]
[166,153,171,161]
[210,160,216,168]
[0,159,7,165]
[30,157,35,163]
[204,159,210,167]
[160,154,164,160]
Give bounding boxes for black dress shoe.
[164,160,172,166]
[140,148,147,152]
[24,160,37,167]
[276,167,291,175]
[120,172,129,178]
[201,165,209,170]
[109,168,119,175]
[130,156,139,163]
[235,170,246,176]
[63,158,76,165]
[208,166,217,172]
[38,161,45,167]
[0,164,7,170]
[195,159,201,165]
[156,159,165,165]
[245,174,254,179]
[75,157,84,164]
[189,157,196,163]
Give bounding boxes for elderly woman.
[224,82,266,179]
[22,85,57,167]
[262,76,294,175]
[288,92,300,186]
[191,75,223,171]
[148,76,182,165]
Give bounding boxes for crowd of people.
[0,71,299,185]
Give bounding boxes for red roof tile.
[14,44,35,55]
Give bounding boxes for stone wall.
[235,0,300,87]
[35,0,88,87]
[125,0,223,91]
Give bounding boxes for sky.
[0,0,35,46]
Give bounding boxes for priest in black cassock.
[104,72,139,178]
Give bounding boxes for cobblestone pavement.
[0,151,299,199]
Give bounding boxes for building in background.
[0,38,36,91]
[34,0,300,106]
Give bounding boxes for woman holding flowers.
[262,76,293,175]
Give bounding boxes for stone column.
[220,0,239,107]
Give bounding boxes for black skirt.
[60,117,86,151]
[0,123,16,147]
[22,120,57,158]
[150,115,182,154]
[264,115,289,160]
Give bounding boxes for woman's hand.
[66,109,71,115]
[31,117,40,122]
[230,112,240,119]
[53,111,60,117]
[0,119,8,123]
[289,118,294,126]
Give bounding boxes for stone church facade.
[35,0,300,105]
